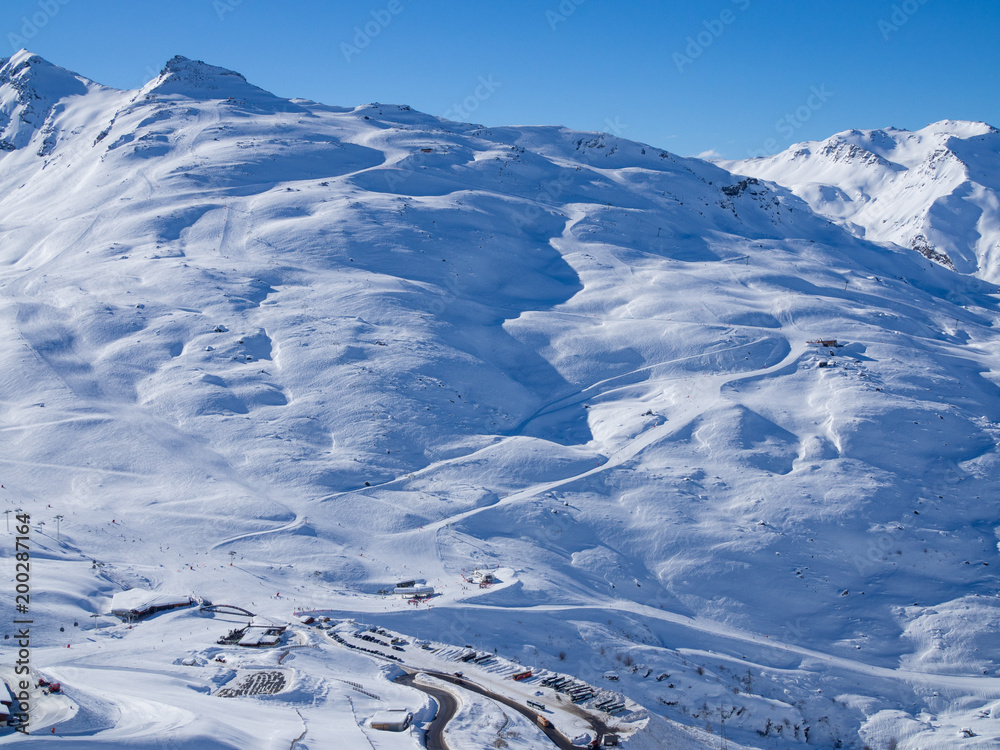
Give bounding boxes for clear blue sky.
[2,0,998,158]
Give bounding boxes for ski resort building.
[369,709,413,732]
[466,568,497,587]
[236,617,287,648]
[393,584,434,598]
[110,590,194,620]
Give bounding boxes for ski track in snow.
[210,514,308,550]
[421,339,806,532]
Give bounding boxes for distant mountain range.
[721,120,1000,281]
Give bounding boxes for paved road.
[399,670,603,750]
[327,628,611,748]
[395,673,458,750]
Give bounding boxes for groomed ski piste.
[1,50,1000,748]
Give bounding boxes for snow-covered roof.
[110,589,191,615]
[393,584,434,595]
[238,628,282,647]
[370,709,412,727]
[249,615,286,629]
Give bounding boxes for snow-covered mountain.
[722,121,1000,281]
[1,51,1000,749]
[0,51,107,155]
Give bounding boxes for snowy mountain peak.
[725,120,1000,280]
[814,139,897,170]
[161,54,246,83]
[0,49,95,152]
[919,118,998,138]
[2,47,57,75]
[786,121,999,171]
[138,54,277,102]
[0,49,93,95]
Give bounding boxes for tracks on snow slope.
[420,334,804,533]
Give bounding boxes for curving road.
[394,673,458,750]
[397,670,602,750]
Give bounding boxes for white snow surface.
[0,52,999,748]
